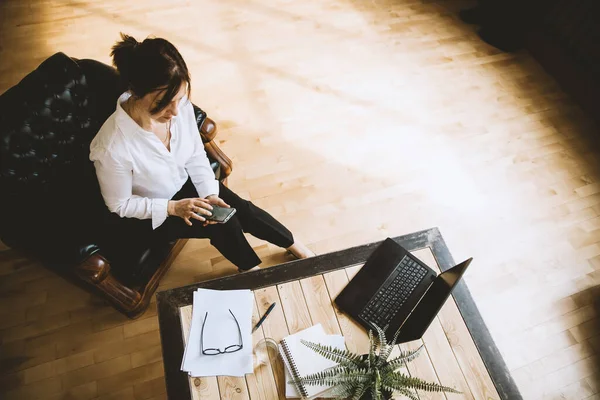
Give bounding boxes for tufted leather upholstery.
[0,52,222,287]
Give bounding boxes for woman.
[90,33,313,272]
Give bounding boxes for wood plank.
[55,325,124,359]
[299,275,341,335]
[253,286,290,399]
[132,376,167,400]
[244,297,279,400]
[46,382,98,400]
[180,305,220,400]
[400,340,444,400]
[413,249,500,400]
[94,331,161,364]
[1,375,63,400]
[217,375,250,400]
[60,354,132,391]
[96,386,136,400]
[23,349,95,384]
[276,281,313,334]
[421,314,475,399]
[0,339,57,375]
[95,360,164,397]
[322,269,371,354]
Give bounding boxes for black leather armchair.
[0,52,233,318]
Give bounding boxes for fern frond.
[382,345,424,372]
[368,330,376,368]
[314,365,364,381]
[393,387,419,400]
[350,382,369,400]
[390,326,402,346]
[327,382,356,399]
[297,369,372,387]
[294,368,350,386]
[373,324,387,351]
[373,324,394,366]
[371,383,382,400]
[300,340,363,366]
[385,373,461,394]
[379,342,396,363]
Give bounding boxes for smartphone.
[204,206,236,223]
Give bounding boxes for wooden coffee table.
[157,228,521,399]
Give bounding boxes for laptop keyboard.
[358,256,428,329]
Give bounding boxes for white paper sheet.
[181,288,254,377]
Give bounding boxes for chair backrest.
[0,53,122,256]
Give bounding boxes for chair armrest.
[201,117,233,181]
[192,105,232,180]
[199,116,217,143]
[77,252,111,283]
[75,253,142,314]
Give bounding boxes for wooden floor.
[1,0,599,399]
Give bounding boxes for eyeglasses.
[201,309,243,356]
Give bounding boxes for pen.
[252,302,276,333]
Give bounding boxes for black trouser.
[103,179,294,270]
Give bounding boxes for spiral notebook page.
[279,324,346,399]
[284,336,346,398]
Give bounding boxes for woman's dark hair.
[111,33,191,114]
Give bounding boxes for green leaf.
[382,345,424,372]
[298,369,372,387]
[371,384,382,400]
[384,372,461,394]
[394,387,419,400]
[368,330,376,368]
[373,324,393,366]
[328,382,355,399]
[373,324,388,350]
[350,382,369,400]
[390,325,402,346]
[379,343,395,363]
[300,340,363,367]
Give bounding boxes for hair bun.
[110,33,140,86]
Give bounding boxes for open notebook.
[279,324,346,399]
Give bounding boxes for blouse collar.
[114,91,184,137]
[115,92,152,136]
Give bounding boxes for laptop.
[335,238,472,343]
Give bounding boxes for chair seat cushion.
[108,240,176,288]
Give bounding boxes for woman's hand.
[205,195,230,208]
[168,198,213,226]
[202,195,231,226]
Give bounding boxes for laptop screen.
[394,258,472,343]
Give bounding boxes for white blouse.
[89,92,220,230]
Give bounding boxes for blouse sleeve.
[93,150,169,229]
[182,101,220,198]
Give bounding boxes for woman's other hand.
[202,195,231,226]
[168,198,213,226]
[205,195,230,208]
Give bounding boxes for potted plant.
[295,325,460,400]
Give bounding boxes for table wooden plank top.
[157,228,522,400]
